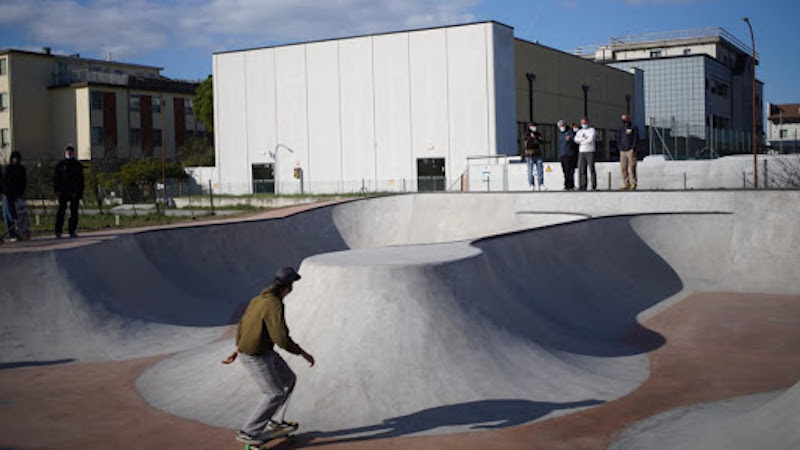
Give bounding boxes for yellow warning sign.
[545,165,553,172]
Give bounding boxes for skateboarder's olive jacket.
[236,285,303,356]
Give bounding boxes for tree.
[119,158,188,201]
[194,75,213,133]
[179,136,215,167]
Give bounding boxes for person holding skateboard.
[223,267,315,446]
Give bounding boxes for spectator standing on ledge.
[53,145,84,238]
[522,123,545,190]
[574,117,597,191]
[556,120,578,190]
[3,151,28,241]
[617,114,639,190]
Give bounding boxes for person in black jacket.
[617,114,639,190]
[3,151,27,240]
[53,145,84,238]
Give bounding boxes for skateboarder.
[222,267,315,446]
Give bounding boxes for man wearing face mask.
[522,123,545,190]
[53,145,84,238]
[556,120,577,190]
[573,117,597,191]
[617,114,639,190]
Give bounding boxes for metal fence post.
[208,180,215,216]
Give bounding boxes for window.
[185,98,193,116]
[91,91,103,110]
[130,127,141,146]
[1,128,9,147]
[0,58,6,75]
[154,128,162,147]
[0,92,8,111]
[152,96,162,113]
[650,50,662,58]
[780,130,788,138]
[91,126,104,145]
[130,94,140,112]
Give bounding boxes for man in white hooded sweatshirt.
[573,117,597,191]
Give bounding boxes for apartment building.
[0,48,205,164]
[577,28,763,159]
[767,103,800,153]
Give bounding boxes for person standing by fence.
[574,117,597,191]
[618,114,639,190]
[3,151,28,241]
[53,145,84,238]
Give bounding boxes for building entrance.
[417,158,446,192]
[252,164,275,194]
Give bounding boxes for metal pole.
[743,17,757,188]
[582,85,589,118]
[526,73,536,123]
[161,96,167,203]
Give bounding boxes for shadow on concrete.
[0,359,75,370]
[298,398,604,446]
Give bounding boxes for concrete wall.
[514,40,632,127]
[467,154,798,191]
[75,87,90,160]
[213,22,516,194]
[7,53,54,161]
[50,88,77,155]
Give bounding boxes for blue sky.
[1,0,797,103]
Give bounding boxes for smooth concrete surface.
[2,191,799,444]
[468,154,799,192]
[610,382,800,450]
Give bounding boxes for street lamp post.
[526,73,536,123]
[743,17,757,189]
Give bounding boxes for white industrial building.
[213,21,633,194]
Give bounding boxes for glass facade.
[610,55,757,159]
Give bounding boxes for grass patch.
[28,213,224,236]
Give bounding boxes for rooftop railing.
[575,27,756,59]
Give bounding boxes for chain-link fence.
[646,117,770,161]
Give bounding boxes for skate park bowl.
[1,190,799,448]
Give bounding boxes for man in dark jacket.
[522,123,545,190]
[222,267,315,446]
[53,145,84,238]
[556,120,578,190]
[3,151,26,240]
[617,114,639,190]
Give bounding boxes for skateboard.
[0,199,31,243]
[241,422,299,449]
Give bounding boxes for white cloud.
[0,0,478,60]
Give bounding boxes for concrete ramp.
[610,380,800,450]
[2,191,798,440]
[138,215,687,434]
[0,207,348,363]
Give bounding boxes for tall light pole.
[743,17,757,188]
